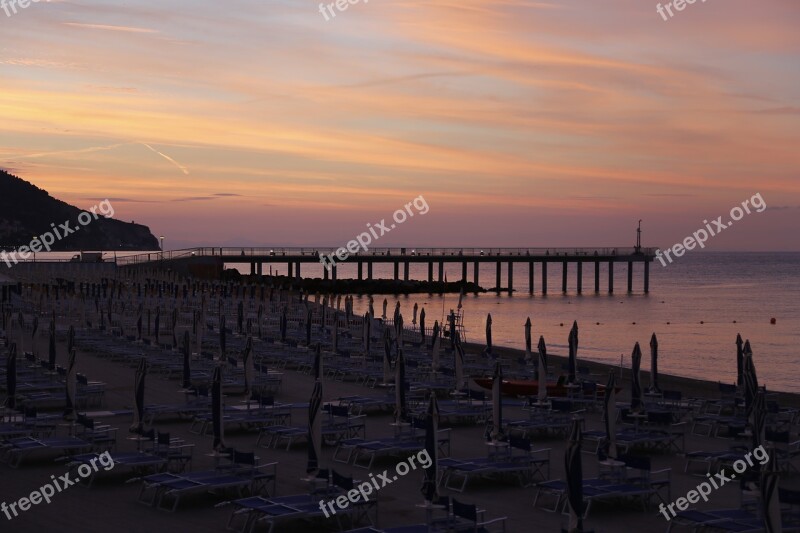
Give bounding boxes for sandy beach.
[2,278,797,533]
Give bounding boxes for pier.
[117,246,656,294]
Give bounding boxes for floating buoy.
[733,320,737,324]
[632,322,636,325]
[560,323,564,326]
[700,321,704,324]
[770,317,777,324]
[596,322,600,325]
[666,322,671,325]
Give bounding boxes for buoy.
[596,322,600,325]
[770,317,776,324]
[666,321,671,325]
[733,320,737,324]
[632,322,636,325]
[700,321,704,324]
[560,323,564,326]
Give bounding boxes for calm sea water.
[333,252,799,393]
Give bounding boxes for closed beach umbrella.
[431,321,441,371]
[394,348,408,423]
[305,307,312,346]
[736,333,744,388]
[197,302,205,355]
[212,365,225,451]
[154,307,161,344]
[431,320,439,350]
[565,418,585,533]
[332,311,339,354]
[604,371,618,459]
[280,306,287,343]
[412,303,418,326]
[362,312,371,354]
[649,333,661,393]
[538,337,548,401]
[67,324,75,355]
[368,296,374,318]
[17,312,24,353]
[313,343,323,382]
[320,297,327,333]
[751,390,766,452]
[382,298,388,320]
[490,361,504,442]
[743,340,759,419]
[485,313,493,357]
[568,322,578,384]
[48,322,57,371]
[448,311,456,349]
[383,328,392,385]
[419,308,426,345]
[744,347,758,414]
[172,308,178,349]
[524,317,532,363]
[761,450,782,533]
[454,332,465,390]
[631,342,643,413]
[420,394,439,503]
[64,348,77,420]
[130,358,147,434]
[5,343,16,409]
[307,378,323,474]
[538,336,548,376]
[182,330,192,390]
[243,336,254,396]
[396,313,404,346]
[219,315,227,360]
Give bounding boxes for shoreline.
[460,340,800,407]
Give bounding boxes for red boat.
[473,377,621,397]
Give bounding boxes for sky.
[0,0,798,251]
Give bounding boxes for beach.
[1,272,797,532]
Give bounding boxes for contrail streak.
[139,142,190,175]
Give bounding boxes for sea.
[334,252,799,393]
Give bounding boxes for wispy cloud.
[62,23,158,34]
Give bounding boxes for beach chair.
[67,451,166,487]
[1,436,93,468]
[74,414,118,451]
[441,437,550,493]
[450,498,507,532]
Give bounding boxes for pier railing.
[117,246,656,266]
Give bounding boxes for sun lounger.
[1,436,94,468]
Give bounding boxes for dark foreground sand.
[1,327,797,533]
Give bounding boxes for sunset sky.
[1,0,798,250]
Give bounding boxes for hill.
[0,170,159,251]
